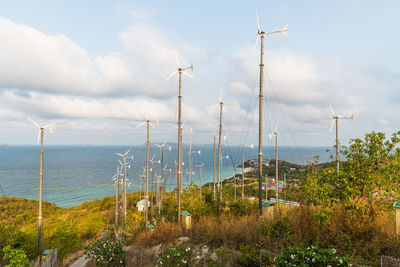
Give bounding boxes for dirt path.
[69,254,89,267]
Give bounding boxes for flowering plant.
[156,244,195,266]
[277,244,351,266]
[85,239,126,267]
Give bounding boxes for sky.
[0,0,399,147]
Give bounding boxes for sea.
[0,145,331,207]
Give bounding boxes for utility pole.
[114,167,120,229]
[275,133,279,205]
[167,59,193,226]
[116,149,132,231]
[195,164,204,199]
[189,145,200,186]
[255,13,288,216]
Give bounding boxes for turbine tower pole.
[123,155,127,230]
[242,144,245,201]
[189,144,193,186]
[38,128,43,257]
[177,69,183,225]
[145,120,150,228]
[336,118,339,172]
[217,102,223,208]
[275,132,279,205]
[258,31,265,217]
[160,146,164,206]
[213,135,216,201]
[199,164,203,199]
[115,170,120,229]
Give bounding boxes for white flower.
[339,259,343,264]
[291,254,295,259]
[332,248,336,254]
[166,255,169,258]
[182,259,187,263]
[196,255,200,259]
[312,258,315,263]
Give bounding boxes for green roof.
[262,201,274,207]
[42,249,52,256]
[147,224,154,229]
[394,202,400,208]
[181,211,192,217]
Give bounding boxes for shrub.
[277,244,351,266]
[85,239,126,267]
[156,244,195,267]
[2,245,30,267]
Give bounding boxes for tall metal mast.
[167,57,193,225]
[213,135,216,201]
[256,14,288,215]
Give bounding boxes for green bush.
[2,245,30,267]
[85,239,126,267]
[278,244,351,266]
[156,244,195,267]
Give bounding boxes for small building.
[262,201,274,219]
[147,224,154,232]
[136,199,151,212]
[181,211,192,230]
[394,202,400,235]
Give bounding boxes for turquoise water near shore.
[0,145,330,207]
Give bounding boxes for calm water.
[0,145,331,207]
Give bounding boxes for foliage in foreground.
[277,244,351,266]
[85,239,126,267]
[2,245,31,267]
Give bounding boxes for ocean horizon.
[0,145,332,207]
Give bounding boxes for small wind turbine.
[241,144,254,201]
[269,125,279,204]
[137,118,158,228]
[189,144,201,186]
[149,154,160,220]
[195,163,204,199]
[156,143,171,207]
[255,11,288,216]
[167,52,193,226]
[115,148,133,230]
[112,166,121,229]
[216,89,236,208]
[27,117,55,257]
[212,134,217,200]
[330,106,354,172]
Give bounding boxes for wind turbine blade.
[182,71,194,79]
[27,117,40,128]
[256,10,260,31]
[274,123,278,133]
[118,160,123,166]
[254,35,259,49]
[151,154,155,161]
[156,144,162,148]
[329,119,335,131]
[43,123,55,129]
[219,88,223,102]
[116,153,124,157]
[136,121,146,128]
[166,70,178,81]
[162,142,166,147]
[330,105,335,116]
[37,130,40,145]
[124,148,131,156]
[175,51,180,67]
[282,24,288,35]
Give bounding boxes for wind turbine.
[27,117,55,257]
[195,163,204,199]
[116,148,133,230]
[137,118,158,228]
[156,142,171,207]
[167,52,193,225]
[330,106,354,172]
[269,125,279,204]
[255,12,288,216]
[189,144,201,187]
[149,154,160,220]
[112,166,122,229]
[216,89,236,208]
[241,144,254,201]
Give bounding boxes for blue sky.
[0,1,398,147]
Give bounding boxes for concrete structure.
[394,202,400,235]
[181,211,192,230]
[262,201,275,220]
[136,199,151,212]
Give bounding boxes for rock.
[150,244,163,255]
[175,236,190,246]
